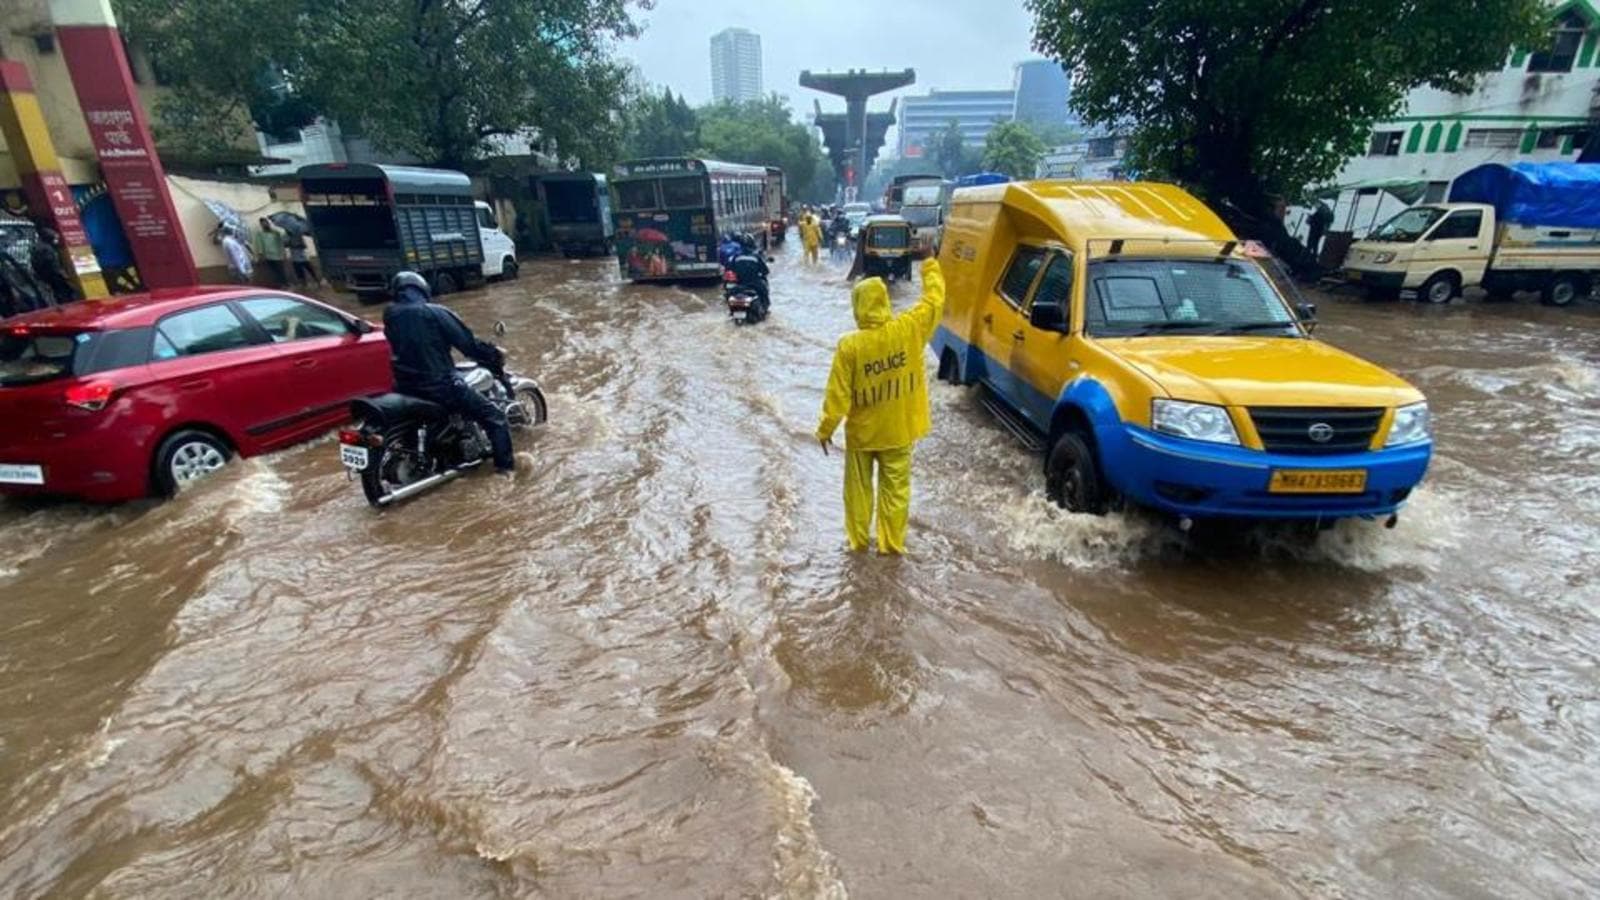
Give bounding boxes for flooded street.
[2,245,1598,897]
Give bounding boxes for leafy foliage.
[933,120,973,179]
[982,121,1049,179]
[116,0,646,169]
[621,89,700,160]
[1027,0,1545,259]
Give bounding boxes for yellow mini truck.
[930,181,1433,523]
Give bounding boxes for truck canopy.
[1449,163,1600,228]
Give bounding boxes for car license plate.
[340,445,369,470]
[0,463,44,485]
[1269,469,1367,494]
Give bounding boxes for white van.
[475,201,520,281]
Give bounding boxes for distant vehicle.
[610,157,769,281]
[842,202,872,238]
[301,164,515,300]
[900,181,952,257]
[858,215,915,281]
[1343,162,1600,306]
[537,172,614,258]
[0,288,391,502]
[932,180,1432,526]
[883,174,944,214]
[763,166,788,244]
[955,172,1011,188]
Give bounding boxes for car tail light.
[64,381,116,411]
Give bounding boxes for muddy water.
[2,246,1598,898]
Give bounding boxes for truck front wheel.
[1419,272,1459,305]
[1542,273,1587,307]
[1045,432,1107,515]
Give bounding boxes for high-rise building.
[1013,59,1073,129]
[898,89,1016,157]
[709,28,762,104]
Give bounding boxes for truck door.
[982,246,1048,410]
[1414,208,1488,288]
[1006,250,1075,431]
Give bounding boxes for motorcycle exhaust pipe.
[376,468,467,506]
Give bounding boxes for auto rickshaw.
[854,214,915,281]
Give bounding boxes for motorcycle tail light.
[722,270,737,282]
[338,429,362,445]
[64,381,115,411]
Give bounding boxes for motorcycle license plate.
[731,310,748,322]
[1268,469,1367,494]
[340,445,369,470]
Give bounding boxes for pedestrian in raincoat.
[799,212,822,265]
[815,257,945,554]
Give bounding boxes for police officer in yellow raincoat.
[799,212,822,264]
[815,257,945,553]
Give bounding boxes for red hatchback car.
[0,288,392,502]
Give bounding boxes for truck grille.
[1248,407,1383,455]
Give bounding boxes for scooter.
[722,269,769,325]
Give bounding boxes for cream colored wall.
[166,175,315,275]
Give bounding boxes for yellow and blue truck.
[930,180,1433,524]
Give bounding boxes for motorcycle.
[338,324,547,507]
[829,231,851,263]
[722,268,769,325]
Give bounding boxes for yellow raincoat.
[815,257,946,552]
[799,216,822,263]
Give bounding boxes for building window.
[1423,181,1449,203]
[1536,129,1563,149]
[1463,128,1523,149]
[1528,12,1587,73]
[1368,131,1403,156]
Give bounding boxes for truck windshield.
[1085,258,1298,337]
[1369,206,1445,243]
[901,206,939,227]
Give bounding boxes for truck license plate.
[340,445,369,470]
[1269,469,1367,494]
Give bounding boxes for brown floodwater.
[2,246,1598,898]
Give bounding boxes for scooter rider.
[382,271,515,474]
[729,233,770,312]
[718,232,743,270]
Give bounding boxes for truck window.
[1427,211,1482,241]
[1031,253,1075,318]
[998,247,1048,307]
[476,207,497,230]
[615,180,659,212]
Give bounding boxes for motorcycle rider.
[718,232,743,270]
[729,233,770,314]
[382,271,515,474]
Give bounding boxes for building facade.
[898,89,1016,157]
[1013,59,1073,129]
[1037,134,1128,180]
[1315,2,1600,241]
[709,28,762,104]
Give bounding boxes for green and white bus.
[611,158,770,281]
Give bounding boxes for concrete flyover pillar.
[0,61,109,299]
[49,0,198,288]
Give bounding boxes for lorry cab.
[931,180,1432,524]
[1342,202,1494,303]
[474,201,519,280]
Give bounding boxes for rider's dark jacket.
[382,286,502,394]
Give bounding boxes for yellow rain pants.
[816,257,946,553]
[844,446,914,553]
[800,217,821,263]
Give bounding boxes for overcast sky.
[618,0,1043,111]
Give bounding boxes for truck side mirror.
[1030,302,1068,333]
[1295,302,1318,331]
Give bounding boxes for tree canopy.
[116,0,645,169]
[1027,0,1546,263]
[982,121,1049,179]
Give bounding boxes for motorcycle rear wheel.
[360,424,434,506]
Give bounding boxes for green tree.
[621,88,701,160]
[1026,0,1545,266]
[693,95,829,200]
[117,0,643,169]
[933,120,971,179]
[982,121,1048,179]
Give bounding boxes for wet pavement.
[2,243,1598,897]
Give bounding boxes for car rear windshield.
[0,328,153,386]
[1085,259,1296,337]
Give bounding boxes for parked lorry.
[536,172,614,258]
[931,180,1432,526]
[1342,162,1600,306]
[301,163,516,299]
[900,180,951,257]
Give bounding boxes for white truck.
[1341,162,1600,307]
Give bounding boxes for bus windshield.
[659,177,706,209]
[1085,258,1297,337]
[615,180,659,212]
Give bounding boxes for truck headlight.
[1384,401,1430,446]
[1152,399,1240,445]
[1372,252,1396,264]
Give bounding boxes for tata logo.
[1307,422,1335,443]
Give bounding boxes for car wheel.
[1419,272,1458,305]
[1542,273,1585,307]
[154,429,232,496]
[1045,432,1106,514]
[502,257,519,280]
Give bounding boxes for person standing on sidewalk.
[218,227,252,285]
[814,256,945,554]
[253,218,287,287]
[286,228,320,287]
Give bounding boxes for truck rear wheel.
[1541,273,1586,307]
[434,271,459,295]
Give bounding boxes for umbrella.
[634,227,668,243]
[268,211,309,237]
[202,199,250,238]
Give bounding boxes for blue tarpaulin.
[1448,162,1600,228]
